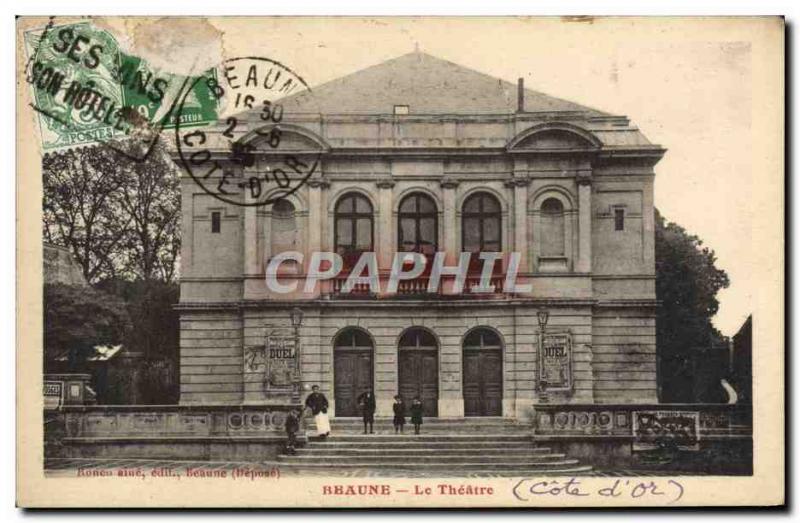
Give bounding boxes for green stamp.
[24,20,219,154]
[117,52,220,131]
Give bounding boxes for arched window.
[463,328,502,349]
[540,198,565,256]
[270,199,298,256]
[334,193,374,266]
[462,193,501,253]
[399,327,438,349]
[334,327,374,349]
[398,193,438,256]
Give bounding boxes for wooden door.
[463,349,503,416]
[333,350,373,416]
[398,349,439,417]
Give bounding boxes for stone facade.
[174,52,664,419]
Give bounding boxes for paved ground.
[44,457,703,478]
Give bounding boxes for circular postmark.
[174,56,320,207]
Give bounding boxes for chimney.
[517,78,524,113]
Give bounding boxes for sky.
[115,16,771,336]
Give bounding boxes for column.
[318,180,331,253]
[306,180,325,257]
[507,178,530,271]
[577,172,592,273]
[307,179,329,298]
[440,177,464,417]
[642,179,655,270]
[243,199,258,277]
[440,177,460,264]
[376,178,395,270]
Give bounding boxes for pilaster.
[376,178,396,270]
[577,172,593,273]
[440,177,460,264]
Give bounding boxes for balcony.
[328,274,507,299]
[330,278,374,297]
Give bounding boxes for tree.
[43,283,131,372]
[98,279,180,361]
[42,139,181,283]
[114,140,181,281]
[655,209,730,402]
[42,147,130,283]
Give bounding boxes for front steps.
[278,417,592,475]
[323,416,531,435]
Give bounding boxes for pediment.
[240,124,329,153]
[508,124,602,152]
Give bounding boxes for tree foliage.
[115,141,181,281]
[42,147,129,283]
[43,283,131,371]
[42,140,180,284]
[97,279,180,361]
[655,209,730,402]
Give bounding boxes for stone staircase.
[277,417,592,475]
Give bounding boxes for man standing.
[304,385,330,438]
[357,386,377,434]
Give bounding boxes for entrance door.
[462,328,503,416]
[333,328,374,417]
[398,328,439,416]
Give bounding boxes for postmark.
[173,56,321,207]
[23,18,219,160]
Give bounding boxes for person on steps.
[392,395,406,434]
[357,386,377,434]
[304,385,330,438]
[284,408,300,455]
[410,396,424,435]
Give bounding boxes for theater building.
[175,51,665,419]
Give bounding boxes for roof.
[285,51,609,116]
[53,344,123,362]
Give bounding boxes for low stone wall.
[51,404,306,461]
[531,403,752,473]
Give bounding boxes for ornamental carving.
[226,411,286,432]
[550,410,616,434]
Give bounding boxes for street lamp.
[290,307,304,328]
[537,309,550,332]
[537,308,550,403]
[289,308,304,401]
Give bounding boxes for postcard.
[16,16,784,508]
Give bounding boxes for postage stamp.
[16,16,784,509]
[23,19,219,159]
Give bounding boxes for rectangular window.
[614,209,625,231]
[211,211,221,233]
[393,105,409,115]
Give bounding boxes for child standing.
[392,395,406,434]
[284,409,300,455]
[410,397,424,435]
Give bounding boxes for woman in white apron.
[304,385,331,437]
